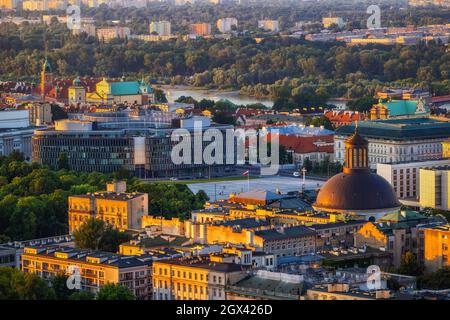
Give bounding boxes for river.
[158,85,347,109]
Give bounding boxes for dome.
[313,172,401,212]
[73,77,82,86]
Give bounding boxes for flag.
[242,170,249,176]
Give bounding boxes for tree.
[51,274,72,300]
[0,267,55,300]
[96,283,135,300]
[69,290,95,300]
[418,268,450,290]
[73,218,131,253]
[302,157,313,172]
[57,152,69,170]
[398,252,424,276]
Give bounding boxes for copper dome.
[313,172,401,211]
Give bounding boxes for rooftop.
[335,118,450,141]
[255,225,316,241]
[73,191,145,201]
[154,256,248,273]
[23,245,151,268]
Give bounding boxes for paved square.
[187,176,325,201]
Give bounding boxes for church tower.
[343,124,369,174]
[40,56,53,100]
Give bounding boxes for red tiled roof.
[267,133,334,154]
[431,95,450,103]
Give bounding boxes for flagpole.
[247,173,250,191]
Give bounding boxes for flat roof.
[72,191,145,201]
[154,256,248,273]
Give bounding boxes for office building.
[32,115,235,178]
[335,118,450,169]
[377,159,450,200]
[68,181,148,233]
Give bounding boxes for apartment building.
[189,23,212,36]
[68,181,148,233]
[149,21,171,36]
[97,26,130,42]
[377,159,450,200]
[216,18,238,33]
[21,246,152,299]
[152,256,248,300]
[258,20,279,32]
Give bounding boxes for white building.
[377,159,450,200]
[216,18,238,33]
[258,20,279,32]
[149,21,171,36]
[335,118,450,170]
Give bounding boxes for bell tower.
[343,122,369,174]
[40,56,53,100]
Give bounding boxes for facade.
[423,224,450,273]
[258,20,279,32]
[152,257,248,300]
[335,118,450,168]
[354,210,428,267]
[21,245,152,299]
[0,246,15,268]
[68,181,148,233]
[322,17,345,28]
[253,226,316,258]
[419,166,450,210]
[376,159,450,200]
[149,21,171,36]
[25,102,52,126]
[315,126,401,220]
[369,99,429,120]
[97,26,130,42]
[443,140,450,158]
[307,284,391,300]
[217,18,238,33]
[32,116,235,178]
[189,23,212,36]
[324,110,365,129]
[309,220,365,251]
[0,0,15,9]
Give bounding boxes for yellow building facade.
[419,167,450,210]
[68,181,148,233]
[423,224,450,273]
[21,246,152,299]
[152,258,247,300]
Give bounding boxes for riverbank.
[157,84,348,109]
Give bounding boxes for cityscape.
[0,0,450,307]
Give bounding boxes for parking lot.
[187,176,325,201]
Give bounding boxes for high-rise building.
[149,21,171,36]
[216,18,237,33]
[189,23,212,36]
